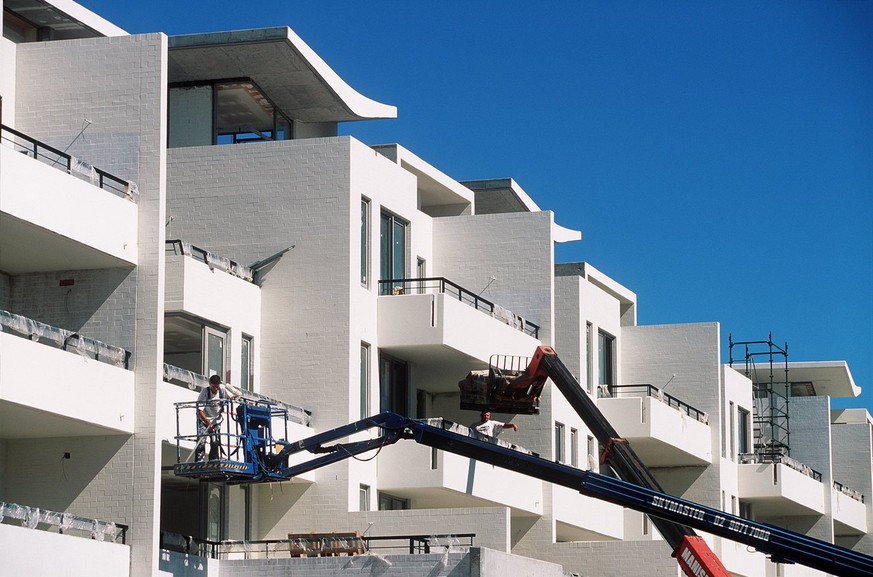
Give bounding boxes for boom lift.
[459,345,721,576]
[173,348,873,577]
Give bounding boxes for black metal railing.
[0,309,131,369]
[604,384,709,424]
[834,480,865,503]
[166,240,254,282]
[0,124,136,201]
[0,501,127,544]
[160,531,473,560]
[378,277,539,338]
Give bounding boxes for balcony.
[377,278,540,388]
[597,385,712,467]
[0,502,129,577]
[554,486,624,541]
[0,125,138,274]
[0,311,134,438]
[165,240,260,319]
[832,481,867,536]
[737,456,825,516]
[377,421,542,516]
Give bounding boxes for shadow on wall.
[2,435,130,513]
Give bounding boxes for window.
[729,401,736,461]
[555,422,565,463]
[598,330,615,387]
[378,492,409,511]
[361,199,370,287]
[359,484,370,512]
[164,315,228,379]
[587,435,598,472]
[737,407,751,456]
[168,80,293,148]
[239,335,253,391]
[739,500,753,520]
[360,343,370,419]
[586,322,594,394]
[380,212,407,293]
[379,354,409,416]
[570,428,579,468]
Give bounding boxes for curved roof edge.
[283,27,396,120]
[553,222,582,243]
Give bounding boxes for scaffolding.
[729,333,790,459]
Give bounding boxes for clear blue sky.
[80,1,872,410]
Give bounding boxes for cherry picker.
[174,347,873,577]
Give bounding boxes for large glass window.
[379,354,409,416]
[598,330,615,387]
[380,212,407,293]
[164,315,227,379]
[378,492,410,511]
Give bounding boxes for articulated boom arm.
[273,413,873,577]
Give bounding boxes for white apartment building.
[0,2,870,577]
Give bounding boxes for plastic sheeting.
[0,501,121,542]
[0,309,129,368]
[167,240,254,282]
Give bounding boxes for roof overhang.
[167,28,397,123]
[5,0,127,38]
[782,361,861,399]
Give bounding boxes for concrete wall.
[620,322,722,510]
[15,32,168,577]
[831,414,873,554]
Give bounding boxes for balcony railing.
[738,452,823,482]
[163,363,311,426]
[0,124,137,201]
[834,480,865,503]
[0,501,127,543]
[378,277,539,338]
[603,384,708,424]
[0,309,131,369]
[160,531,473,559]
[166,240,254,282]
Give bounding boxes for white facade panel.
[377,441,542,515]
[1,146,138,266]
[0,523,130,577]
[553,486,624,540]
[0,331,134,434]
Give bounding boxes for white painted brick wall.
[14,32,168,577]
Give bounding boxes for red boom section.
[676,537,730,577]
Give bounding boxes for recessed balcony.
[0,125,137,274]
[377,278,540,388]
[0,311,133,438]
[376,424,542,516]
[737,456,825,516]
[597,385,712,467]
